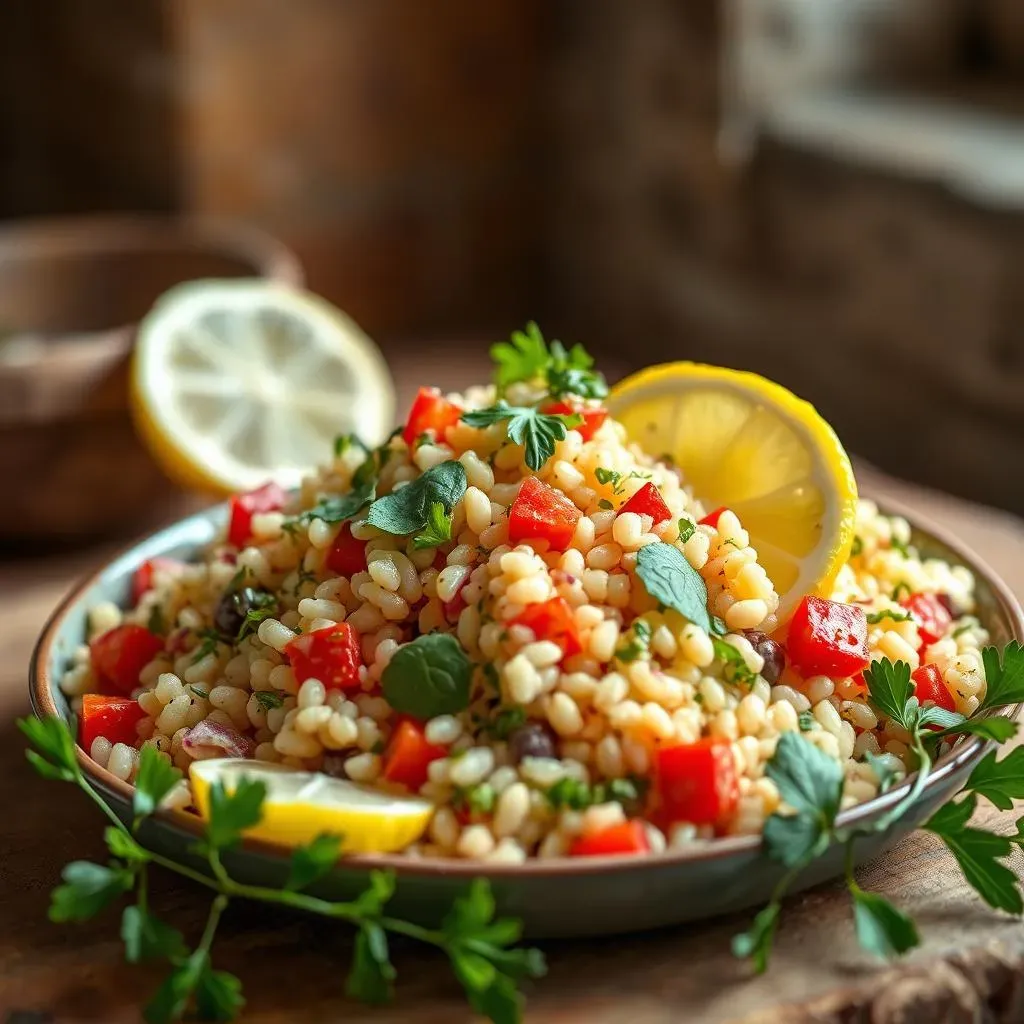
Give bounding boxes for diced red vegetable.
[285,623,363,691]
[131,557,181,604]
[381,719,447,791]
[901,593,953,648]
[512,597,582,656]
[911,663,956,714]
[618,482,672,525]
[508,477,581,552]
[80,694,146,753]
[655,738,739,830]
[787,596,869,679]
[402,387,462,446]
[227,482,288,548]
[699,506,728,528]
[90,625,165,696]
[325,522,368,577]
[570,820,651,857]
[541,400,608,442]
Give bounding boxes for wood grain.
[0,358,1022,1022]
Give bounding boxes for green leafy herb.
[253,690,285,712]
[190,629,224,665]
[850,536,863,557]
[461,404,582,472]
[595,467,625,494]
[148,605,167,636]
[368,461,467,536]
[931,716,1018,743]
[862,659,914,729]
[235,591,277,642]
[712,637,756,685]
[635,542,724,636]
[864,751,899,794]
[678,519,696,544]
[964,747,1024,811]
[485,706,527,740]
[413,501,454,551]
[731,904,780,974]
[299,478,376,526]
[453,783,496,818]
[333,433,369,459]
[980,642,1024,712]
[597,499,614,511]
[797,710,816,733]
[615,620,652,663]
[546,776,643,811]
[890,538,911,558]
[490,322,607,400]
[849,885,920,958]
[21,715,543,1024]
[190,686,209,700]
[866,608,913,625]
[381,633,472,719]
[892,582,912,601]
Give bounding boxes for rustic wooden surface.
[1,349,1023,1022]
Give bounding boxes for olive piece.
[507,722,558,764]
[745,630,785,685]
[213,586,266,639]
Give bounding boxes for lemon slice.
[609,362,857,619]
[131,279,395,494]
[189,759,433,853]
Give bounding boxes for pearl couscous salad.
[64,330,994,863]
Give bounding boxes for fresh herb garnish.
[595,468,625,494]
[890,538,911,558]
[453,783,496,817]
[147,605,167,636]
[797,710,816,732]
[412,501,454,551]
[333,433,369,459]
[635,542,725,636]
[19,716,544,1023]
[597,499,614,511]
[253,691,285,712]
[490,322,607,400]
[678,519,696,544]
[850,536,863,557]
[189,685,210,701]
[484,706,527,740]
[298,479,376,526]
[615,620,652,663]
[866,609,913,625]
[892,582,912,601]
[546,776,644,811]
[190,629,223,665]
[979,641,1024,712]
[235,591,277,642]
[381,634,473,719]
[461,404,582,472]
[368,461,467,538]
[712,637,756,685]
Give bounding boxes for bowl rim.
[29,491,1024,878]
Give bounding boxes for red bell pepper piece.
[402,387,463,446]
[901,593,953,648]
[699,506,728,528]
[285,623,363,691]
[512,596,582,656]
[570,820,650,857]
[381,719,447,791]
[508,477,581,552]
[541,400,608,442]
[227,482,288,548]
[80,694,147,753]
[131,557,182,604]
[324,522,368,577]
[618,482,672,525]
[787,596,869,678]
[911,663,956,714]
[655,738,739,829]
[90,625,165,696]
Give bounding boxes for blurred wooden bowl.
[0,216,303,543]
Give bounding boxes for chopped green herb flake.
[412,501,454,551]
[678,519,696,544]
[597,499,614,511]
[797,710,816,732]
[866,608,913,625]
[253,691,285,712]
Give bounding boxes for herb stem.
[198,893,229,959]
[79,775,135,837]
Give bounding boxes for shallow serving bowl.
[29,496,1024,939]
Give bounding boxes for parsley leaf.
[980,641,1024,711]
[731,903,780,974]
[461,404,581,471]
[133,745,183,820]
[797,710,816,732]
[195,964,245,1021]
[50,861,134,922]
[866,608,913,625]
[863,659,914,730]
[121,905,188,963]
[931,716,1018,743]
[595,467,624,493]
[299,478,376,525]
[413,501,453,550]
[347,923,396,1004]
[964,747,1024,811]
[635,542,724,636]
[333,433,369,458]
[712,637,756,685]
[253,690,285,712]
[368,461,467,536]
[616,620,652,663]
[849,885,920,958]
[19,714,79,782]
[678,518,696,544]
[202,777,266,852]
[381,634,472,718]
[490,322,607,399]
[545,338,608,400]
[286,834,342,891]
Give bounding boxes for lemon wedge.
[131,279,395,495]
[609,362,857,620]
[189,759,433,853]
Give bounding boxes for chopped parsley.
[598,499,614,511]
[797,709,816,732]
[412,501,453,551]
[866,608,913,625]
[190,629,223,665]
[712,637,757,686]
[490,322,608,400]
[678,518,696,544]
[189,685,210,701]
[892,582,912,601]
[890,538,911,558]
[546,776,646,811]
[616,620,652,663]
[461,404,582,472]
[595,467,625,494]
[253,691,285,712]
[453,783,496,817]
[485,706,527,740]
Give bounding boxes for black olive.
[745,630,785,685]
[321,754,348,779]
[214,586,267,639]
[508,722,558,764]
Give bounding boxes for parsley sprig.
[461,403,582,472]
[19,716,545,1023]
[491,322,608,400]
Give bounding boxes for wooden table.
[2,349,1024,1022]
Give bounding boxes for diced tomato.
[512,596,582,656]
[285,623,363,691]
[655,738,739,830]
[541,400,608,442]
[402,387,462,446]
[699,506,728,528]
[911,663,956,714]
[131,557,181,603]
[618,482,672,525]
[381,719,447,790]
[325,522,368,577]
[901,593,953,648]
[787,596,869,679]
[80,694,147,754]
[227,482,288,548]
[508,477,581,552]
[570,820,650,857]
[90,625,165,696]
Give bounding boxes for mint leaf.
[19,715,79,781]
[347,923,396,1005]
[461,404,580,471]
[50,861,133,922]
[732,903,780,974]
[300,479,376,525]
[381,633,472,719]
[121,905,187,963]
[981,642,1024,712]
[635,542,722,636]
[286,834,341,891]
[133,745,183,820]
[850,887,920,958]
[863,659,913,730]
[965,747,1024,810]
[368,461,467,536]
[203,777,266,851]
[413,501,453,550]
[925,795,1022,914]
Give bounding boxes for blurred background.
[1,0,1022,539]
